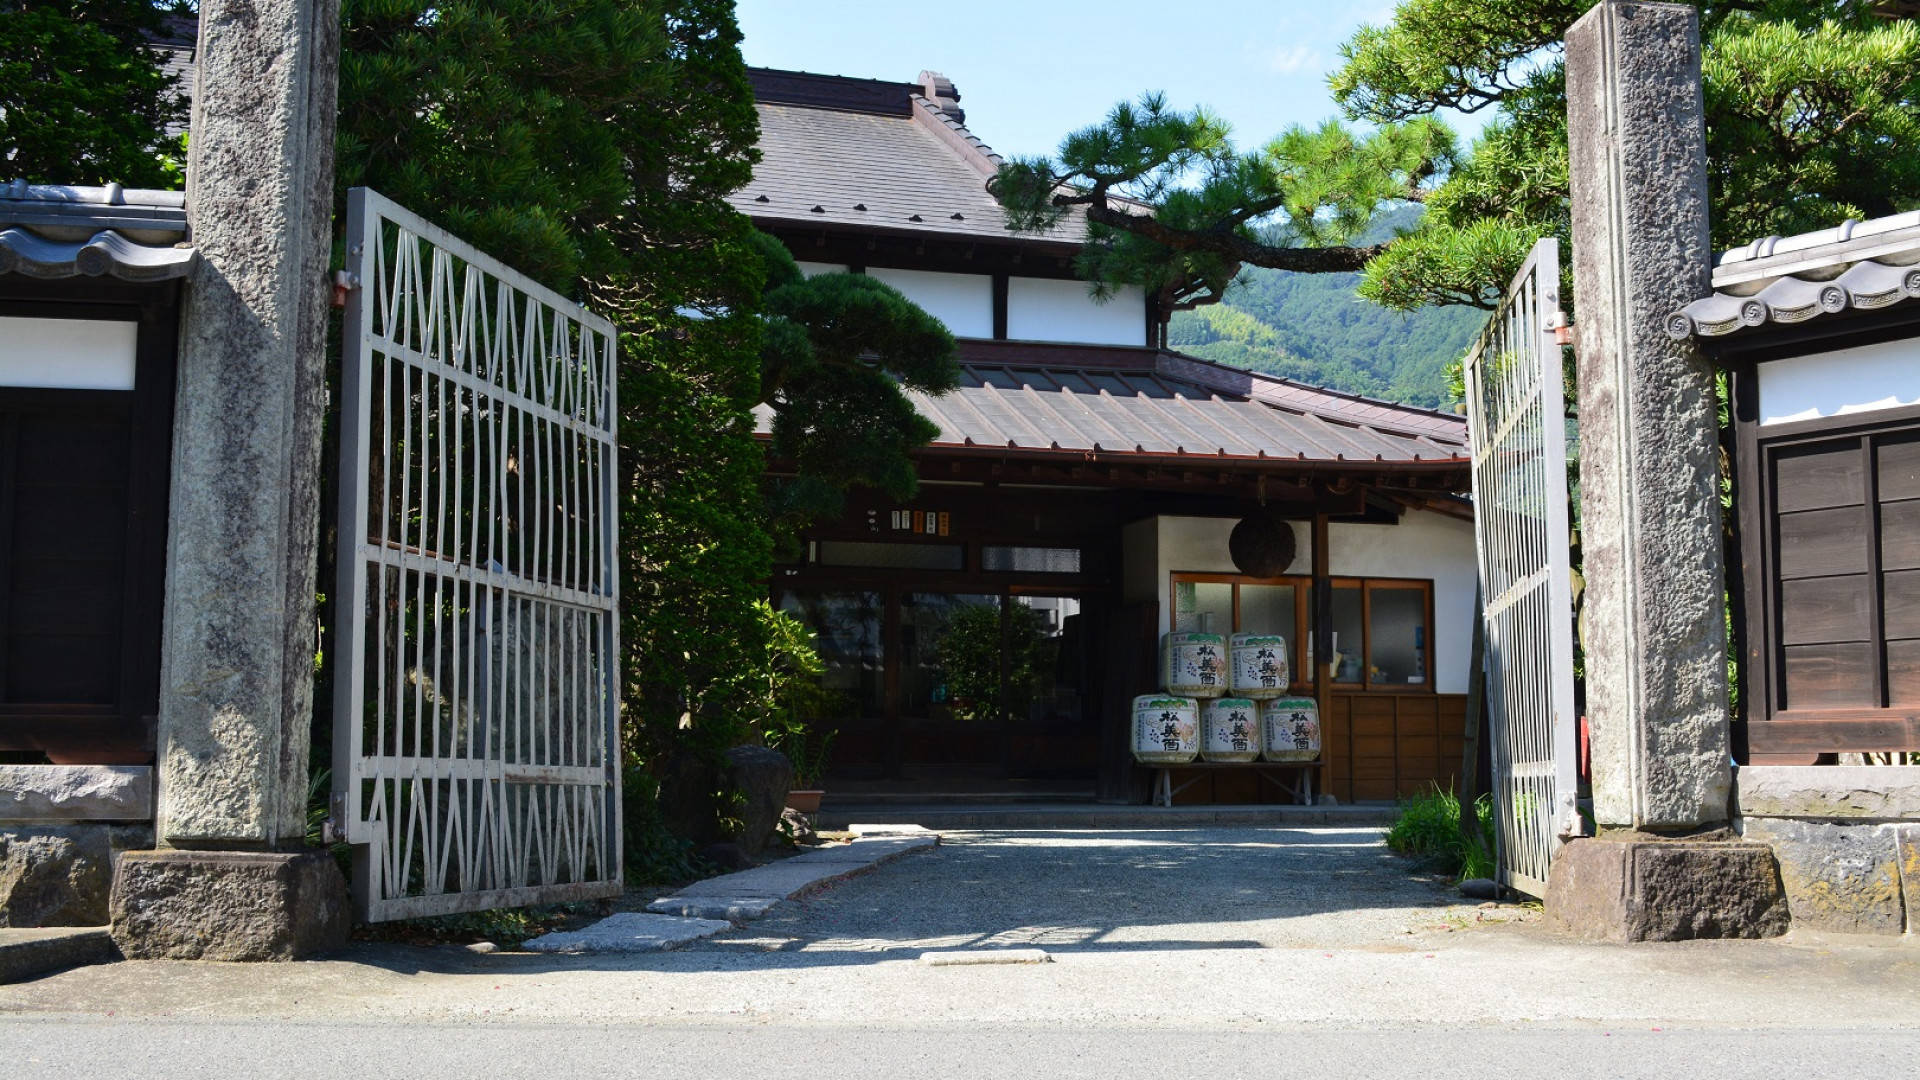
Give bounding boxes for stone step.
[0,926,118,984]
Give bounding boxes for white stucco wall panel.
[1758,337,1920,425]
[864,267,995,339]
[1006,278,1146,346]
[0,316,138,390]
[1126,510,1477,694]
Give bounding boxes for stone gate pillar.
[108,0,350,960]
[1546,0,1787,940]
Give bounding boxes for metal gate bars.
[330,188,623,920]
[1463,237,1585,897]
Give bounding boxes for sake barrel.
[1162,632,1227,698]
[1200,697,1261,762]
[1229,633,1290,699]
[1131,695,1199,765]
[1261,697,1322,762]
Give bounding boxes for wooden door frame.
[0,284,178,763]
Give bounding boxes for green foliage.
[1331,0,1920,310]
[934,604,1006,724]
[622,765,703,884]
[989,93,1455,315]
[338,0,676,289]
[753,601,839,788]
[1168,209,1487,408]
[1385,784,1496,882]
[754,234,959,529]
[0,0,189,188]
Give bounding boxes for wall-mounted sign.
[889,510,950,536]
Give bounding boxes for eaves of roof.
[1670,210,1920,341]
[0,182,194,282]
[755,342,1469,473]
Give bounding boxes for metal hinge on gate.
[1554,792,1588,841]
[321,791,348,846]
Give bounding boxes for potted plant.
[756,602,837,815]
[773,724,835,815]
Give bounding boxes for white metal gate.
[330,188,623,921]
[1463,237,1584,898]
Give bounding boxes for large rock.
[1545,837,1789,942]
[724,745,793,857]
[109,850,349,960]
[1743,819,1906,936]
[0,825,152,927]
[0,766,151,822]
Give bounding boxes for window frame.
[1168,572,1435,693]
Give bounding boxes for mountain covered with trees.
[1166,207,1486,409]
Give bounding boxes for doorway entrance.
[777,585,1102,790]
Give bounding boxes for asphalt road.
[4,827,1918,1078]
[5,1020,1920,1080]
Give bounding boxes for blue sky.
[734,1,1483,162]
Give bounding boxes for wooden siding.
[1163,692,1467,804]
[1732,359,1920,756]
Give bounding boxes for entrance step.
[817,802,1397,831]
[0,926,117,984]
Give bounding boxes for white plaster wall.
[0,316,137,390]
[1123,510,1478,694]
[793,261,848,278]
[1006,278,1146,346]
[1759,337,1920,425]
[864,266,995,339]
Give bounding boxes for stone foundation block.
[1,825,153,927]
[109,850,349,960]
[0,765,152,822]
[1743,819,1906,936]
[1545,838,1789,942]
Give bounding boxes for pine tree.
[991,2,1920,319]
[0,0,189,187]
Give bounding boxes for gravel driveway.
[695,826,1493,957]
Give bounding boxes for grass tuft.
[1385,784,1496,882]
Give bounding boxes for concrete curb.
[522,912,732,954]
[0,926,118,984]
[645,831,940,922]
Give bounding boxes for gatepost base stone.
[1545,837,1789,942]
[109,850,349,960]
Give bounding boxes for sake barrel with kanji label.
[1131,695,1199,765]
[1162,632,1227,698]
[1200,697,1261,762]
[1229,633,1289,699]
[1260,697,1321,762]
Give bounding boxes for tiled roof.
[1669,210,1920,340]
[758,341,1469,470]
[0,182,195,281]
[734,70,1085,249]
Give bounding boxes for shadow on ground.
[335,825,1488,976]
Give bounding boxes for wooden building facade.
[736,71,1482,803]
[0,184,193,766]
[1675,211,1920,763]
